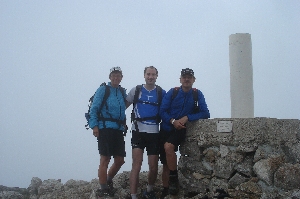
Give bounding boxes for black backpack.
[171,87,200,113]
[85,82,126,130]
[130,85,163,132]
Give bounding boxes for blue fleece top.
[159,87,210,131]
[89,82,126,131]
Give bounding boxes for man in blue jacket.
[159,68,210,197]
[89,67,127,198]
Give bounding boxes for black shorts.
[131,131,160,155]
[159,128,186,164]
[97,128,126,157]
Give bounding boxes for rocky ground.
[0,166,216,199]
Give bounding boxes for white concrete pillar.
[229,33,254,118]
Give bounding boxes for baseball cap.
[110,66,122,74]
[181,68,194,76]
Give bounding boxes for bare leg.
[164,142,177,171]
[130,148,143,194]
[107,156,124,180]
[98,155,111,184]
[147,155,159,186]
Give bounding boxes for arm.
[125,87,135,109]
[125,101,132,109]
[92,126,99,137]
[173,116,187,130]
[89,87,105,130]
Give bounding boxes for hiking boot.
[107,181,115,195]
[168,174,179,195]
[143,190,157,199]
[96,188,111,198]
[160,188,169,199]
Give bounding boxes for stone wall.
[1,118,300,199]
[178,118,300,199]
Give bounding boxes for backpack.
[85,82,126,130]
[171,87,200,113]
[130,85,163,132]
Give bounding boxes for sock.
[100,184,108,190]
[107,176,113,183]
[147,184,153,192]
[169,169,177,176]
[131,194,137,199]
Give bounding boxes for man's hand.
[171,116,188,130]
[173,119,186,130]
[92,126,99,137]
[178,116,188,126]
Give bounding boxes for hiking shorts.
[159,128,186,165]
[131,131,160,155]
[97,128,126,157]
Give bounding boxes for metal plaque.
[217,121,233,133]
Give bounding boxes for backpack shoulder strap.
[172,87,180,100]
[156,85,163,105]
[133,85,143,104]
[192,88,199,112]
[119,86,126,102]
[99,84,110,111]
[192,88,198,101]
[131,85,142,131]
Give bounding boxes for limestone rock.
[0,191,24,199]
[253,156,285,186]
[228,173,248,188]
[274,163,300,190]
[28,177,42,195]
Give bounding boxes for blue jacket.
[89,82,126,131]
[159,87,210,131]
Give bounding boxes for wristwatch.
[171,119,175,125]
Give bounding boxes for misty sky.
[1,1,299,188]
